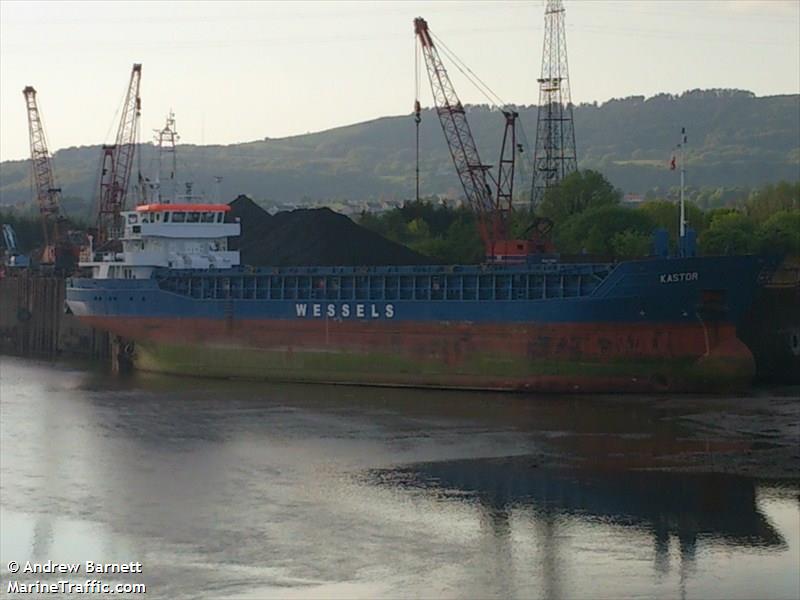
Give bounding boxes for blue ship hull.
[66,255,775,392]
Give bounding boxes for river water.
[1,356,798,599]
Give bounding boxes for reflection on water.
[370,458,787,599]
[1,357,798,600]
[374,458,786,551]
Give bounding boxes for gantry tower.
[530,0,577,209]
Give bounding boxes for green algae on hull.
[132,341,753,393]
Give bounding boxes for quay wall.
[0,273,109,359]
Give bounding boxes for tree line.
[3,172,797,261]
[358,173,799,262]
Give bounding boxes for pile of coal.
[227,195,432,267]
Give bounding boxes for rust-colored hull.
[83,316,755,393]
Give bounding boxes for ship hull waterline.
[80,316,755,393]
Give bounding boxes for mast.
[154,111,179,204]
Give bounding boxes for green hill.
[1,88,797,218]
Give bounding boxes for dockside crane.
[414,17,534,261]
[96,63,142,247]
[23,86,65,265]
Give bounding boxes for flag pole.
[679,127,687,255]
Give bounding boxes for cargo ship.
[65,201,776,392]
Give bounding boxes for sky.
[1,0,798,161]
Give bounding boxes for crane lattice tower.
[530,0,577,210]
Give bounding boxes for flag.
[670,155,676,170]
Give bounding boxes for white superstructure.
[81,203,240,279]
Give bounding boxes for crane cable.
[430,31,505,109]
[89,84,129,223]
[414,41,421,202]
[432,30,534,162]
[427,31,535,205]
[416,28,537,211]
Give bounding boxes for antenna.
[530,0,578,210]
[214,176,223,203]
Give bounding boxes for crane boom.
[23,86,62,264]
[97,63,142,245]
[414,18,526,260]
[414,19,493,238]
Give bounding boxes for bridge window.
[127,214,138,224]
[187,212,201,223]
[164,212,170,222]
[202,212,216,223]
[172,212,186,223]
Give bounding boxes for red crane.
[414,17,535,261]
[23,86,63,265]
[96,63,142,247]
